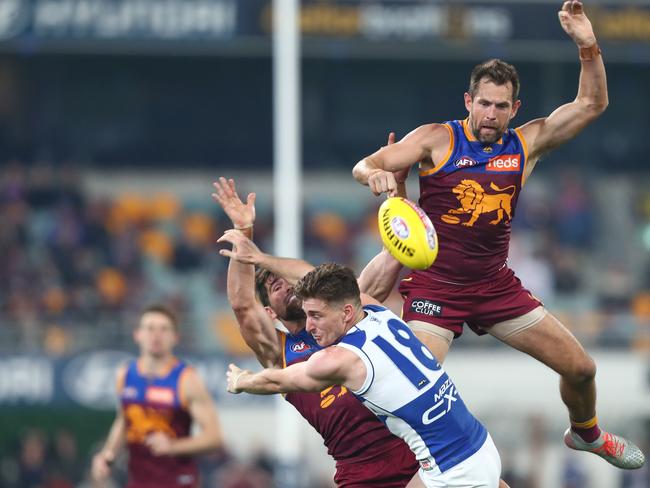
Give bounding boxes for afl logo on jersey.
[454,157,478,168]
[290,341,312,353]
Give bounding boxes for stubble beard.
[473,124,505,145]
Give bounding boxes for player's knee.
[565,354,596,384]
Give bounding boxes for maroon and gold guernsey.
[120,358,198,488]
[281,329,418,487]
[414,119,528,284]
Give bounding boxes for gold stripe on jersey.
[514,127,530,186]
[281,332,287,369]
[420,124,455,177]
[462,118,476,141]
[178,366,192,409]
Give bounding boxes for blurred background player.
[352,0,644,471]
[212,175,421,487]
[91,304,222,488]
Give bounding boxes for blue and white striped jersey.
[336,304,487,472]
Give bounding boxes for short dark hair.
[140,303,179,331]
[294,263,360,306]
[254,268,273,307]
[468,59,520,102]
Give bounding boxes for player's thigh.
[409,320,453,363]
[496,310,593,378]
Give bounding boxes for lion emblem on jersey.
[445,180,516,227]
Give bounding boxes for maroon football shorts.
[334,442,418,487]
[399,266,542,338]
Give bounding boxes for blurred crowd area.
[1,161,650,355]
[1,418,649,488]
[0,425,288,488]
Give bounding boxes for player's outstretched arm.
[223,238,282,368]
[145,368,222,457]
[519,1,607,161]
[218,230,314,286]
[227,348,362,395]
[91,366,128,482]
[213,177,312,283]
[355,133,408,300]
[255,253,314,286]
[213,178,283,368]
[352,124,448,196]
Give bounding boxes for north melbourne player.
[227,264,502,488]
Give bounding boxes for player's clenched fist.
[226,363,248,394]
[367,169,399,197]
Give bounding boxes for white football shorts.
[417,433,501,488]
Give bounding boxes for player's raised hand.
[145,432,174,456]
[226,363,246,394]
[211,177,256,230]
[91,450,114,482]
[217,229,264,264]
[558,1,597,47]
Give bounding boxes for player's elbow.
[360,278,391,303]
[230,300,255,318]
[579,97,608,119]
[588,99,608,116]
[206,428,223,451]
[367,287,389,303]
[197,424,223,453]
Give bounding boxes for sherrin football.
[378,197,438,270]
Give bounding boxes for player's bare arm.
[224,240,282,368]
[355,134,406,301]
[228,271,284,369]
[222,227,402,305]
[357,248,403,302]
[519,1,607,167]
[145,368,222,456]
[213,177,313,282]
[218,229,314,286]
[352,124,450,196]
[213,178,283,367]
[251,251,314,286]
[227,347,364,395]
[91,365,128,482]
